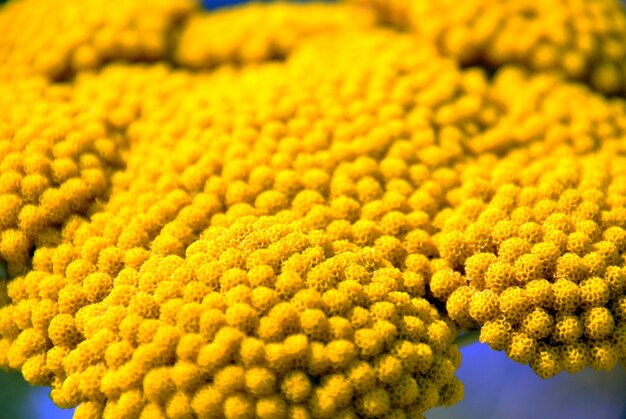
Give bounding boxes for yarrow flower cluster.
[0,0,625,418]
[351,0,626,94]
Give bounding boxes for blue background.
[0,0,625,418]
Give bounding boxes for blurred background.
[0,0,626,417]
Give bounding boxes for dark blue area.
[202,0,249,10]
[201,0,334,10]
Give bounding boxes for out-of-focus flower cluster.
[0,0,194,80]
[352,0,626,94]
[177,3,375,67]
[0,0,625,418]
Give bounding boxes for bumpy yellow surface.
[0,0,625,418]
[352,0,626,94]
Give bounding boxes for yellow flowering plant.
[0,0,625,418]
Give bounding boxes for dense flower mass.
[351,0,626,94]
[0,0,625,418]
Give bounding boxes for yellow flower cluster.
[0,2,470,418]
[0,0,625,417]
[434,68,626,377]
[441,150,626,376]
[176,3,375,68]
[0,0,194,80]
[352,0,626,94]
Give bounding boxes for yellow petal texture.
[0,0,626,417]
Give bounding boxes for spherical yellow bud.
[468,289,499,324]
[372,354,402,385]
[325,339,357,370]
[614,296,626,323]
[446,286,475,328]
[0,194,22,230]
[480,317,511,351]
[514,253,543,285]
[128,292,160,319]
[225,303,259,334]
[255,395,288,419]
[57,284,89,315]
[550,314,581,347]
[438,231,469,268]
[166,391,193,419]
[579,277,610,308]
[197,310,226,343]
[171,360,204,392]
[589,341,618,371]
[174,302,202,333]
[530,343,562,379]
[484,262,516,293]
[143,367,175,405]
[326,372,356,408]
[522,308,553,340]
[31,299,58,333]
[582,252,607,278]
[497,238,531,264]
[223,393,254,419]
[524,279,552,309]
[498,287,531,323]
[320,289,350,316]
[603,266,625,300]
[355,386,392,419]
[74,401,105,419]
[430,269,464,301]
[583,307,615,341]
[299,339,325,375]
[0,229,31,275]
[191,384,224,418]
[22,353,51,386]
[299,309,330,341]
[555,253,586,283]
[83,272,113,303]
[51,372,82,409]
[198,338,240,374]
[560,343,588,374]
[603,226,626,251]
[567,232,592,256]
[48,313,82,347]
[491,220,518,246]
[427,320,452,351]
[46,346,69,377]
[243,366,276,397]
[214,365,246,395]
[464,253,497,289]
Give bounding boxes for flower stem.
[454,330,480,348]
[0,261,7,280]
